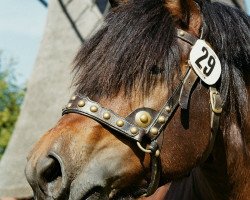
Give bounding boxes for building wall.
[0,0,103,197]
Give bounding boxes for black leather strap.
[177,29,198,45]
[146,68,195,140]
[62,96,146,142]
[179,68,198,109]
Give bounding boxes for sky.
[0,0,249,86]
[246,1,250,12]
[0,0,47,85]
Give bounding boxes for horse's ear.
[164,0,201,33]
[109,0,127,8]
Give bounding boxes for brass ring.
[136,142,152,153]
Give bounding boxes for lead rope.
[145,141,161,196]
[136,141,161,197]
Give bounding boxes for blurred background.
[0,0,249,199]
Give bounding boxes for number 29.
[195,47,216,76]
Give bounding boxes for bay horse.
[25,0,250,199]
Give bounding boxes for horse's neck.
[165,133,230,200]
[165,169,229,200]
[166,126,250,200]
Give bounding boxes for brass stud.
[67,103,72,108]
[78,100,85,107]
[135,111,152,128]
[140,114,149,124]
[90,105,98,112]
[158,116,166,124]
[130,127,138,135]
[150,127,158,136]
[71,95,77,100]
[116,120,124,127]
[165,106,171,113]
[155,150,160,157]
[103,112,111,120]
[179,30,185,36]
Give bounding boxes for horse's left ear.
[164,0,201,33]
[109,0,128,8]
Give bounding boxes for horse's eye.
[150,65,164,75]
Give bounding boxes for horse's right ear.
[109,0,127,8]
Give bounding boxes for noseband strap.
[62,67,195,144]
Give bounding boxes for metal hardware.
[71,95,77,100]
[165,106,171,112]
[67,103,72,108]
[116,120,124,127]
[78,100,85,107]
[158,116,166,124]
[210,87,223,114]
[103,112,111,120]
[137,142,152,153]
[90,105,98,112]
[136,141,160,157]
[150,127,158,136]
[155,150,160,157]
[179,30,185,36]
[130,127,138,135]
[135,111,152,128]
[140,114,149,123]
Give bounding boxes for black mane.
[202,1,250,129]
[73,0,250,143]
[73,0,180,98]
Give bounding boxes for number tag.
[189,40,221,85]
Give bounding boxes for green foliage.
[0,52,25,159]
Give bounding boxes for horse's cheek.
[160,89,211,178]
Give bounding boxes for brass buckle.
[210,87,222,114]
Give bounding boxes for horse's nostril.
[41,156,62,183]
[35,153,68,198]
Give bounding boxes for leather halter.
[62,28,223,197]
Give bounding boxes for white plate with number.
[189,39,221,85]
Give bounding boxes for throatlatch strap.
[200,87,222,163]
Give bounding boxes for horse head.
[26,0,250,199]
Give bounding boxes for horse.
[25,0,250,199]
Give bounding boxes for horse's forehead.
[97,84,169,111]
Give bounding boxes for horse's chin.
[76,186,145,200]
[80,186,107,200]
